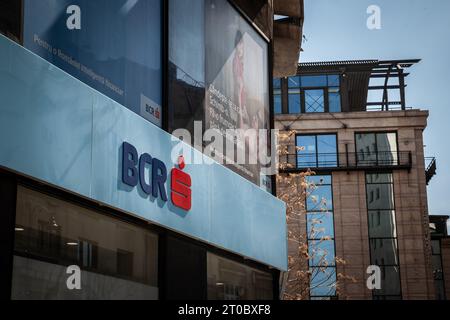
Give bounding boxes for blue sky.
[300,0,450,224]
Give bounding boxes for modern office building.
[275,60,438,300]
[0,0,304,300]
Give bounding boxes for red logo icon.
[171,156,192,211]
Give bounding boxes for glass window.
[307,212,335,240]
[366,184,395,210]
[24,0,163,127]
[273,78,281,89]
[327,75,340,87]
[12,186,159,300]
[317,135,338,167]
[274,89,282,114]
[370,239,399,266]
[297,134,337,169]
[288,76,301,88]
[305,89,325,113]
[306,175,336,300]
[365,173,401,299]
[306,175,332,186]
[301,75,327,88]
[356,133,377,165]
[207,253,273,300]
[328,89,341,113]
[308,240,336,267]
[435,280,446,300]
[286,74,342,114]
[368,211,397,238]
[431,240,441,255]
[310,267,337,297]
[297,135,317,168]
[432,256,444,280]
[366,173,394,184]
[169,0,206,131]
[306,185,333,212]
[288,89,301,114]
[373,266,402,297]
[356,133,398,166]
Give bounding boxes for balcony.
[425,157,437,185]
[279,151,413,173]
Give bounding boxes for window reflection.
[12,186,159,300]
[274,89,282,114]
[366,184,395,210]
[372,266,401,297]
[297,134,338,169]
[288,76,301,88]
[366,173,402,299]
[302,75,327,87]
[306,175,337,299]
[207,253,273,300]
[356,133,398,166]
[310,267,337,298]
[368,210,397,238]
[288,89,301,114]
[308,240,336,267]
[169,0,206,133]
[306,185,333,212]
[307,212,334,240]
[370,239,399,266]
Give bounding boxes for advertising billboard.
[23,0,163,127]
[205,0,271,188]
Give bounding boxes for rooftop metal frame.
[297,59,421,112]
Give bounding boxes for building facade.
[429,215,450,300]
[275,60,438,300]
[0,0,304,300]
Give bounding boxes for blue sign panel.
[23,0,163,127]
[0,35,287,270]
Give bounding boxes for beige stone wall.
[332,171,372,299]
[276,110,436,300]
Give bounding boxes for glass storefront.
[12,186,159,300]
[207,253,273,300]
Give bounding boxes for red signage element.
[171,156,192,211]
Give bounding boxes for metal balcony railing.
[425,157,437,185]
[279,151,413,172]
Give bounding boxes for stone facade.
[276,110,436,300]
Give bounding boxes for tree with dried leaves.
[276,130,356,300]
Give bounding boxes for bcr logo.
[171,156,192,211]
[122,142,192,212]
